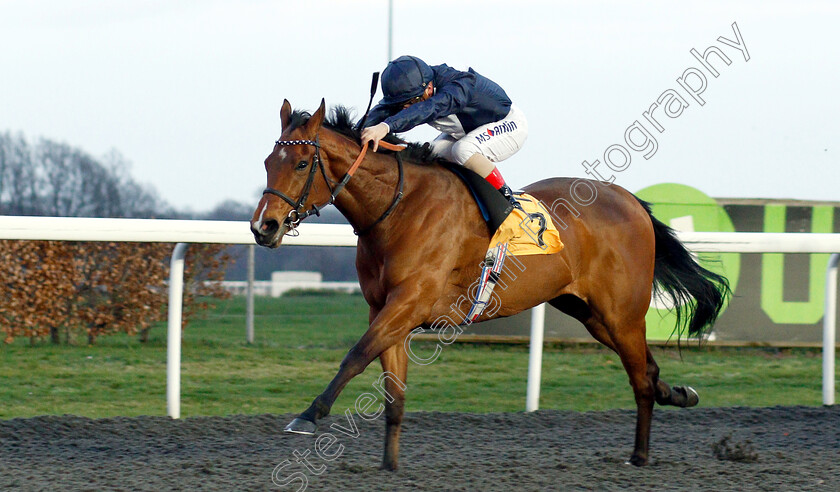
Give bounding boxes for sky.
[1,0,837,213]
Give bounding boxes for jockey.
[361,55,528,204]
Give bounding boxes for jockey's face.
[401,82,434,109]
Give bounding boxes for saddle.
[441,163,562,254]
[435,162,564,324]
[441,162,514,234]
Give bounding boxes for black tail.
[636,197,731,339]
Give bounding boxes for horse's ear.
[305,98,327,132]
[280,99,292,130]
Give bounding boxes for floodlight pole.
[388,0,393,61]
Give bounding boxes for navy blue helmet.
[379,55,434,106]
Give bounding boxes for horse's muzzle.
[250,218,286,248]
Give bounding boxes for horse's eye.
[295,160,308,170]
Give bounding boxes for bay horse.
[250,99,730,469]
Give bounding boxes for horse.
[250,99,730,470]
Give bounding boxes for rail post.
[167,243,189,419]
[526,303,546,411]
[824,253,839,405]
[246,244,255,344]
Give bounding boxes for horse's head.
[250,99,332,248]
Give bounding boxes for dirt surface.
[1,406,839,491]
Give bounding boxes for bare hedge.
[0,241,229,344]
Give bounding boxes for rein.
[262,138,406,236]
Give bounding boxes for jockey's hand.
[361,122,390,152]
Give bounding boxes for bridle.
[262,136,328,232]
[263,72,404,236]
[262,136,405,236]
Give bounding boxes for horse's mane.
[287,106,437,165]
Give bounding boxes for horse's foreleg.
[284,297,425,436]
[378,342,408,471]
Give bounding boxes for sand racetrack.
[1,406,839,491]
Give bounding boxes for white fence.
[0,216,837,418]
[218,280,361,297]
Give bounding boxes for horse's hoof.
[284,417,317,435]
[685,386,699,406]
[626,455,648,466]
[679,386,700,407]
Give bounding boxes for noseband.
[262,136,405,236]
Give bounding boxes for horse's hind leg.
[567,311,698,407]
[551,302,652,464]
[598,316,657,466]
[565,305,654,466]
[646,347,699,408]
[593,320,699,465]
[551,297,694,465]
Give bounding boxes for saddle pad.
[441,162,513,235]
[488,193,564,256]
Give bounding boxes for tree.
[0,132,38,215]
[0,132,169,218]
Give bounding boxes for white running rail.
[0,217,837,416]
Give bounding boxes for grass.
[0,295,832,419]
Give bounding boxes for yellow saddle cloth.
[488,193,564,256]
